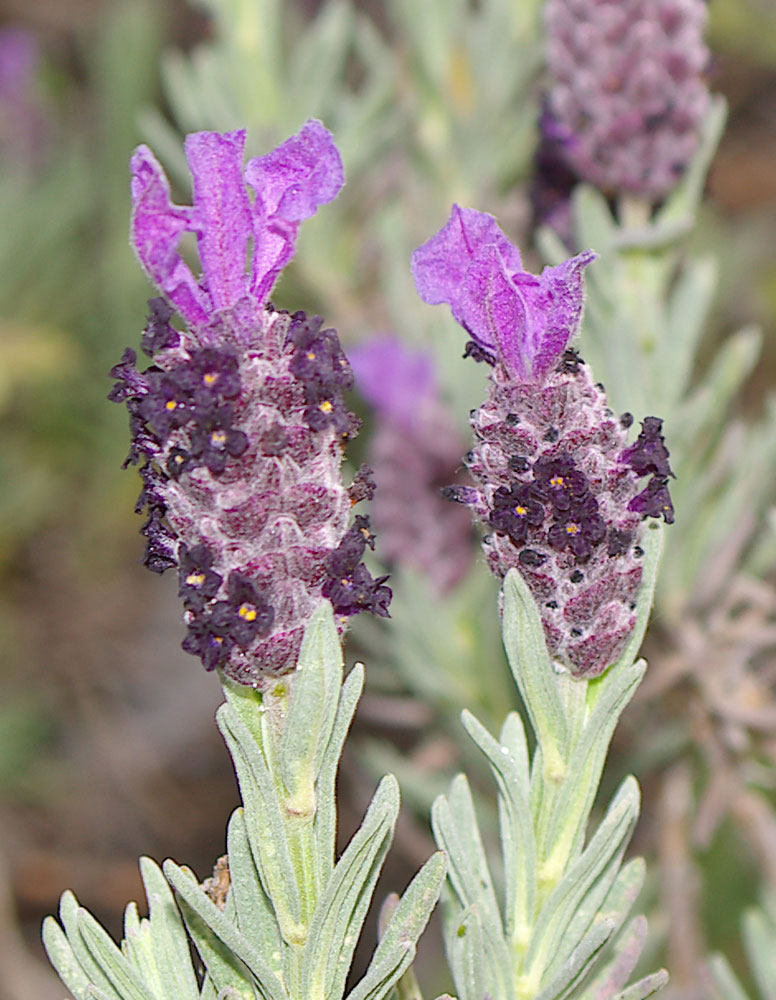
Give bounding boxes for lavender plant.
[43,122,445,1000]
[412,208,670,1000]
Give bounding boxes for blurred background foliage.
[1,1,776,999]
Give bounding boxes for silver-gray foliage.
[432,523,668,1000]
[43,605,446,1000]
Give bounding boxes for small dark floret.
[489,483,545,544]
[621,417,674,478]
[189,405,249,474]
[141,506,178,573]
[547,496,607,560]
[139,372,196,438]
[221,572,275,645]
[348,465,377,506]
[463,341,496,365]
[322,520,392,618]
[141,298,179,356]
[556,348,583,374]
[186,348,242,400]
[628,476,675,524]
[607,528,633,557]
[108,348,149,403]
[182,608,236,671]
[518,548,548,568]
[178,544,223,610]
[533,454,589,512]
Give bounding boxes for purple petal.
[349,335,436,424]
[130,146,209,327]
[516,250,597,380]
[413,204,596,382]
[458,245,530,377]
[245,119,345,304]
[186,130,252,312]
[411,205,523,330]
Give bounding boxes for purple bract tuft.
[112,123,390,685]
[413,208,674,678]
[412,205,595,382]
[544,0,711,201]
[349,336,475,593]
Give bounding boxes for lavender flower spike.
[349,335,474,593]
[413,208,674,678]
[112,123,390,685]
[544,0,711,201]
[412,204,595,382]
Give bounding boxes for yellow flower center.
[515,505,527,516]
[320,400,333,413]
[186,572,206,587]
[211,430,227,446]
[238,604,257,622]
[203,372,218,386]
[565,523,580,535]
[550,475,565,487]
[165,400,178,411]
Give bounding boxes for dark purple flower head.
[349,335,476,593]
[414,208,673,677]
[412,205,596,382]
[543,0,711,201]
[112,124,390,685]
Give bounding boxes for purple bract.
[413,207,673,678]
[111,122,390,685]
[412,205,595,382]
[543,0,711,201]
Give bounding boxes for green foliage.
[43,606,445,1000]
[432,525,668,1000]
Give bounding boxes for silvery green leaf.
[75,905,156,1000]
[302,775,399,1000]
[280,602,343,814]
[446,905,511,1000]
[136,856,199,1000]
[543,661,645,870]
[658,256,717,409]
[552,854,645,979]
[610,971,669,1000]
[227,809,283,965]
[217,705,304,940]
[526,778,640,991]
[163,860,287,1000]
[56,892,123,1000]
[501,570,568,773]
[579,915,648,1000]
[459,711,537,938]
[174,895,257,1000]
[533,918,615,1000]
[431,773,509,961]
[572,185,618,256]
[709,954,751,1000]
[42,915,91,1000]
[346,852,447,1000]
[314,663,365,880]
